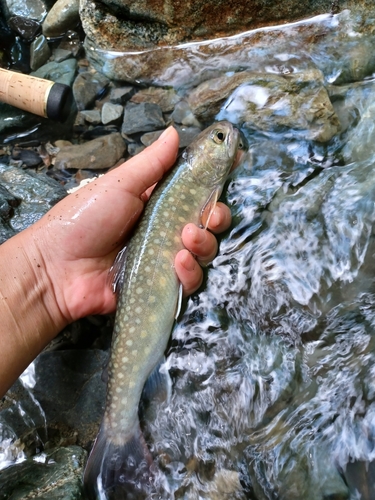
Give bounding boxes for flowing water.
[3,8,375,499]
[132,10,375,500]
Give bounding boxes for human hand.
[28,127,231,326]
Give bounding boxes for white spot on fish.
[129,327,135,334]
[126,340,133,346]
[122,356,129,363]
[190,189,197,195]
[116,387,121,393]
[136,287,143,295]
[118,373,124,378]
[144,347,151,355]
[145,266,151,272]
[182,204,189,211]
[130,297,135,304]
[141,330,147,338]
[135,306,142,313]
[148,249,155,255]
[149,296,156,303]
[132,350,138,356]
[129,381,135,388]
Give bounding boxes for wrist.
[0,226,67,396]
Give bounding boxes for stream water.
[132,10,375,500]
[2,7,375,500]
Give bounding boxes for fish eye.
[213,130,226,144]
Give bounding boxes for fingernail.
[158,126,173,141]
[181,252,196,272]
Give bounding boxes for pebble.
[110,86,133,104]
[42,0,80,37]
[80,109,101,125]
[122,102,165,135]
[30,34,51,71]
[101,102,123,125]
[73,71,110,111]
[130,86,180,113]
[54,132,126,170]
[8,15,41,41]
[2,0,47,23]
[31,58,77,86]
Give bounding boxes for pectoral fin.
[107,245,127,296]
[200,187,221,229]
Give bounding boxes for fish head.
[186,120,245,188]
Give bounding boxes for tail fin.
[84,423,157,500]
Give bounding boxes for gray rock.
[31,58,77,86]
[32,349,107,446]
[127,142,145,156]
[121,102,165,135]
[80,109,101,125]
[1,0,47,22]
[171,100,200,127]
[30,34,51,71]
[0,446,86,500]
[130,87,180,113]
[174,124,201,148]
[0,163,67,233]
[110,86,133,104]
[72,71,110,111]
[140,129,164,147]
[42,0,80,37]
[52,48,72,63]
[54,132,126,170]
[101,102,123,125]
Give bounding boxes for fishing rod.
[0,68,73,122]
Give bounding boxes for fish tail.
[83,423,155,500]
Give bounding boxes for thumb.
[109,126,180,196]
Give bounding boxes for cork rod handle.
[0,68,72,121]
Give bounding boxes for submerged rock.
[190,69,340,142]
[121,102,165,135]
[54,132,126,170]
[0,163,66,233]
[0,446,86,500]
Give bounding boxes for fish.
[84,121,244,499]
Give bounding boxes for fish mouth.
[231,128,247,171]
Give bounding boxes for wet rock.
[79,0,331,53]
[79,109,101,125]
[127,142,145,156]
[0,163,66,232]
[188,69,340,142]
[101,102,123,125]
[31,58,77,86]
[58,30,82,58]
[30,34,51,71]
[0,446,86,500]
[53,47,72,63]
[172,100,200,127]
[32,350,107,447]
[8,15,41,41]
[11,147,42,167]
[1,0,48,23]
[343,99,375,162]
[110,86,133,105]
[140,129,163,147]
[54,132,126,170]
[42,0,80,38]
[72,71,110,111]
[175,125,201,148]
[131,87,180,113]
[122,102,165,135]
[0,184,19,243]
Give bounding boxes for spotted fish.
[84,121,244,499]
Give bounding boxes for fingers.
[109,126,179,197]
[175,249,203,297]
[205,202,232,234]
[182,224,218,266]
